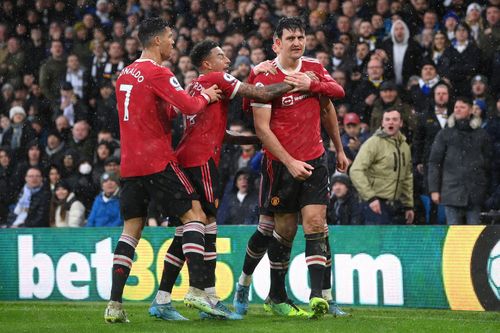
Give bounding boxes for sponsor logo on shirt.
[281,93,312,107]
[170,77,183,91]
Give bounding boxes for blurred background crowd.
[0,0,499,227]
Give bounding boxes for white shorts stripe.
[171,163,194,194]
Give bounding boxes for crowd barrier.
[1,226,498,311]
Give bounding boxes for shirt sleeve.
[213,72,241,100]
[310,65,345,98]
[151,67,209,115]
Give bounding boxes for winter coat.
[351,79,380,122]
[86,191,123,227]
[8,185,51,227]
[53,193,86,227]
[327,190,364,225]
[349,130,413,208]
[439,42,482,97]
[1,121,36,157]
[428,115,492,207]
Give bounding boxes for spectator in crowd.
[39,40,66,101]
[342,112,370,161]
[470,75,496,115]
[49,180,86,227]
[479,4,500,63]
[92,141,114,186]
[1,106,35,158]
[74,158,99,213]
[352,57,384,122]
[124,36,140,65]
[0,114,9,143]
[0,147,16,225]
[331,41,355,74]
[97,129,120,158]
[93,82,118,138]
[45,130,65,167]
[380,19,422,87]
[0,37,25,87]
[13,140,48,190]
[409,58,441,112]
[370,80,415,142]
[439,22,482,97]
[56,82,89,126]
[67,120,95,161]
[65,54,88,100]
[7,167,51,228]
[217,168,259,225]
[48,164,61,193]
[427,30,450,67]
[350,109,414,225]
[327,173,363,225]
[86,171,122,227]
[428,97,492,225]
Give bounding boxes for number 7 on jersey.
[119,84,133,121]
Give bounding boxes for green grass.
[0,302,498,333]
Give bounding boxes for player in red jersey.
[234,39,350,318]
[248,17,347,318]
[104,17,226,323]
[151,40,302,320]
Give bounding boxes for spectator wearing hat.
[465,3,485,43]
[7,167,51,228]
[327,174,363,225]
[60,148,80,189]
[103,155,120,178]
[439,22,482,97]
[379,19,423,87]
[370,80,415,143]
[55,81,89,126]
[409,58,441,112]
[470,75,496,116]
[87,171,122,227]
[428,97,492,225]
[350,109,414,225]
[71,22,92,65]
[1,106,35,158]
[443,11,460,41]
[49,180,86,227]
[92,141,114,186]
[74,158,99,213]
[39,40,66,102]
[341,113,370,161]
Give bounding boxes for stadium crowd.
[0,0,499,227]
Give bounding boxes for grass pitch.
[0,302,498,333]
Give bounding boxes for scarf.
[12,184,42,227]
[418,76,440,96]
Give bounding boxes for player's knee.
[303,215,326,234]
[274,223,296,242]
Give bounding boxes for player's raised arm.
[284,68,345,98]
[253,105,313,181]
[236,81,292,102]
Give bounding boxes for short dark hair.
[138,17,170,47]
[383,109,402,117]
[274,17,305,39]
[190,40,219,69]
[455,96,472,106]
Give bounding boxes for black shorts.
[183,159,220,217]
[259,153,330,214]
[120,162,198,224]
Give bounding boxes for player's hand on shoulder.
[253,60,277,75]
[284,72,312,93]
[285,159,314,181]
[202,84,223,103]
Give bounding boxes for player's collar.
[275,57,302,75]
[135,58,159,65]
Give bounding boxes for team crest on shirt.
[169,77,183,91]
[271,196,280,206]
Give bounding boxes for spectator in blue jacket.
[87,171,122,227]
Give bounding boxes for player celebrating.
[149,40,304,321]
[104,17,225,323]
[244,17,346,318]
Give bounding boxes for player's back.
[116,59,178,177]
[252,57,325,162]
[176,71,241,168]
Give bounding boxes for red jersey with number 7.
[116,58,210,177]
[175,72,241,168]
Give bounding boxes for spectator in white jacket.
[49,180,86,227]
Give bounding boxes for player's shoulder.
[301,56,323,70]
[204,71,238,83]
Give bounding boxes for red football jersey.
[251,57,344,162]
[175,72,241,168]
[116,58,209,177]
